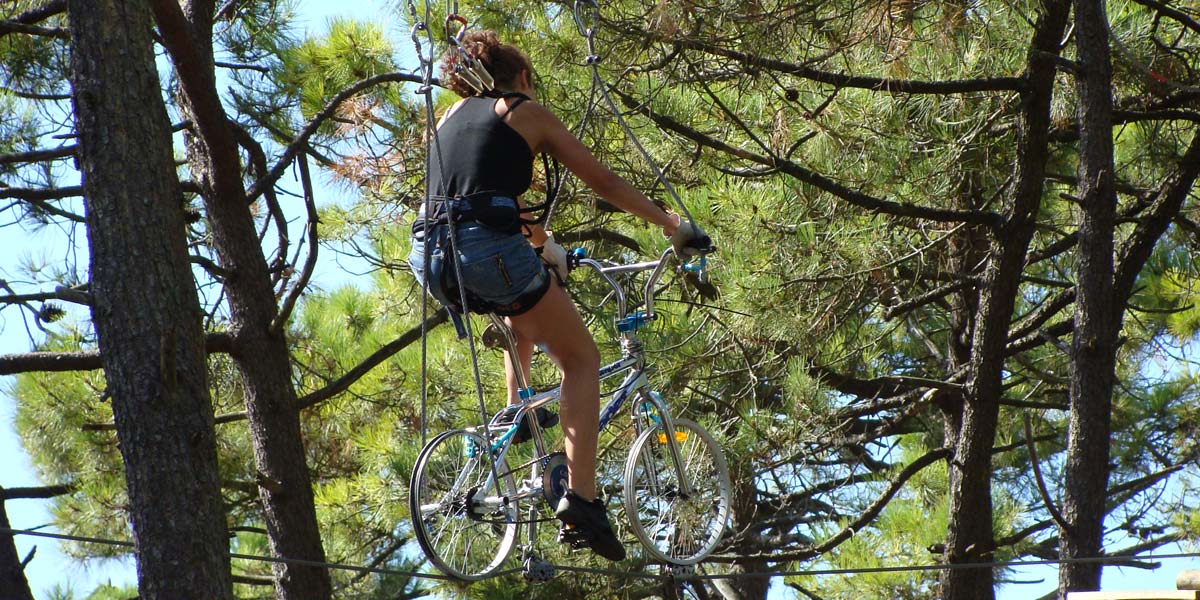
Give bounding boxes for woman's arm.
[523,103,680,236]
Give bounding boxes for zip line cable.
[4,526,1199,585]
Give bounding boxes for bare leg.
[506,280,601,500]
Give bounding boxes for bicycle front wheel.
[409,429,519,580]
[624,418,731,565]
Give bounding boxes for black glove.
[669,220,712,257]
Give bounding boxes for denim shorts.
[410,216,550,328]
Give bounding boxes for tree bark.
[66,1,232,598]
[940,1,1070,598]
[0,496,35,600]
[722,464,771,600]
[1059,0,1119,595]
[148,2,332,597]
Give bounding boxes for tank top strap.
[493,91,531,120]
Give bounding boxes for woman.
[409,30,707,561]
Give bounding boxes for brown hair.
[441,30,533,98]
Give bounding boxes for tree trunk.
[940,1,1070,598]
[720,459,770,600]
[66,1,232,598]
[148,2,332,597]
[1058,0,1118,595]
[0,496,35,600]
[942,173,987,451]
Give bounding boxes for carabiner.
[442,13,495,94]
[445,13,469,45]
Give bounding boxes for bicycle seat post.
[485,314,548,451]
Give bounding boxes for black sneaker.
[512,407,558,445]
[555,490,626,561]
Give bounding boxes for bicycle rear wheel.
[624,418,731,565]
[409,429,519,580]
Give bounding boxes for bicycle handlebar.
[569,247,710,326]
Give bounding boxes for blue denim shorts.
[410,207,550,334]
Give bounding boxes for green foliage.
[84,582,139,600]
[278,18,400,120]
[10,334,128,561]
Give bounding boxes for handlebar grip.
[568,247,587,269]
[688,235,715,254]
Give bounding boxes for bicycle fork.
[637,390,694,498]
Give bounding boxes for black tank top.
[427,95,534,200]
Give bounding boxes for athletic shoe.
[512,407,558,445]
[555,490,626,561]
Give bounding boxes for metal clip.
[445,14,495,95]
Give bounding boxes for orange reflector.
[658,431,688,444]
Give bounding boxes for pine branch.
[269,154,318,336]
[609,87,1001,227]
[1023,414,1070,532]
[0,350,102,375]
[653,34,1026,95]
[0,145,76,167]
[808,363,960,399]
[0,185,82,201]
[0,185,85,221]
[244,71,430,203]
[556,227,642,252]
[81,312,450,429]
[0,484,73,500]
[296,310,449,410]
[741,447,952,561]
[0,20,67,39]
[1128,0,1200,36]
[8,0,66,25]
[0,286,91,306]
[0,333,234,375]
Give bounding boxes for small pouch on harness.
[458,196,522,235]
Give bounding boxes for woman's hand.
[662,211,682,238]
[669,218,712,257]
[538,232,569,283]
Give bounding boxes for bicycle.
[408,247,733,580]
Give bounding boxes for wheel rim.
[625,419,731,564]
[410,430,518,579]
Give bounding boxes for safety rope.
[406,0,503,485]
[407,0,434,450]
[572,0,696,226]
[5,526,1200,584]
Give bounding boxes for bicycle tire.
[624,418,731,565]
[409,429,519,580]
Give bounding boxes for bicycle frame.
[463,248,700,549]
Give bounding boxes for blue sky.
[2,0,1197,598]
